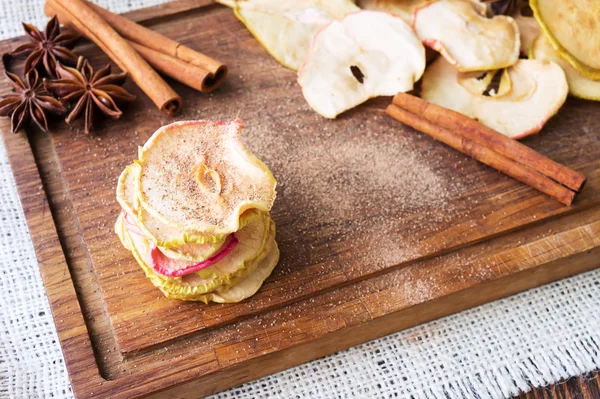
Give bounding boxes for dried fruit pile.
[115,120,279,303]
[220,0,600,138]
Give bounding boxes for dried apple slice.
[458,69,512,98]
[357,0,444,63]
[512,4,540,55]
[136,120,276,239]
[530,0,600,80]
[150,214,270,283]
[298,11,425,119]
[116,212,273,299]
[216,0,359,70]
[117,162,241,261]
[421,57,568,139]
[530,35,600,101]
[356,0,424,23]
[199,233,279,304]
[413,0,520,72]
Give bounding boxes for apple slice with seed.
[298,10,425,119]
[421,57,568,139]
[413,0,520,72]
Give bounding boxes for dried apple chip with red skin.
[298,11,425,119]
[150,233,239,277]
[421,57,568,139]
[413,0,520,72]
[115,212,273,300]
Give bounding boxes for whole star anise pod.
[0,69,65,133]
[45,57,136,134]
[10,16,81,77]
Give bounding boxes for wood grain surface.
[1,1,599,397]
[517,371,600,399]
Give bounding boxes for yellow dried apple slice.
[137,120,276,238]
[421,57,568,139]
[356,0,424,23]
[298,10,425,119]
[530,35,600,101]
[413,0,519,72]
[216,0,359,70]
[115,212,133,251]
[118,212,273,299]
[199,233,279,304]
[167,220,277,303]
[530,0,600,80]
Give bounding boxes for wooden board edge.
[146,245,600,398]
[94,212,600,398]
[0,128,108,395]
[0,1,223,394]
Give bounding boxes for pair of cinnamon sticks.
[44,0,227,115]
[387,94,586,206]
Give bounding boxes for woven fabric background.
[0,2,599,398]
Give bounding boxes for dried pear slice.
[137,120,276,238]
[119,212,273,299]
[217,0,358,70]
[530,0,600,80]
[298,11,425,119]
[421,57,568,139]
[530,35,600,101]
[356,0,424,23]
[413,0,520,72]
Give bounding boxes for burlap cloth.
[0,1,598,398]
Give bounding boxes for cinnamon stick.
[82,0,227,91]
[392,93,586,192]
[128,42,221,93]
[45,0,182,115]
[386,103,576,206]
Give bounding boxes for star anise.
[10,16,81,77]
[0,69,65,133]
[44,57,136,134]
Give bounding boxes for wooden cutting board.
[1,1,599,397]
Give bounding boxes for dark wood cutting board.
[1,1,599,397]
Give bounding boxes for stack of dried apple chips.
[115,120,278,303]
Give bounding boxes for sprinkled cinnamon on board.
[242,114,466,272]
[245,121,461,219]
